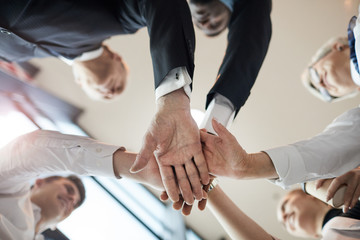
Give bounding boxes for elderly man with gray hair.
[302,12,360,102]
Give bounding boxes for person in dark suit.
[0,0,209,205]
[188,0,272,133]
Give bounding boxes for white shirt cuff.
[200,94,235,134]
[264,145,306,189]
[155,66,192,100]
[59,47,104,66]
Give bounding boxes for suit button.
[0,29,11,35]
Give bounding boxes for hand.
[131,89,209,204]
[317,167,360,213]
[200,119,248,179]
[137,153,164,191]
[160,184,210,216]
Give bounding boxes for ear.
[34,178,45,188]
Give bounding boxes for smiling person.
[0,130,163,240]
[188,0,272,133]
[302,12,360,102]
[205,184,360,240]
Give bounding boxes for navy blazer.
[0,0,195,89]
[206,0,272,115]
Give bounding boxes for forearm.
[236,152,278,180]
[266,107,360,188]
[0,130,117,193]
[156,88,190,110]
[208,186,275,240]
[113,149,163,190]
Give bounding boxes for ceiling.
[31,0,360,239]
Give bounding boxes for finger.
[130,134,156,173]
[175,165,194,205]
[185,160,203,200]
[173,196,185,210]
[315,179,327,189]
[160,166,180,202]
[342,181,354,213]
[182,203,194,216]
[200,128,207,132]
[350,183,360,209]
[198,189,208,211]
[200,129,212,143]
[212,118,231,139]
[326,178,344,202]
[193,151,210,185]
[198,199,208,211]
[160,191,169,202]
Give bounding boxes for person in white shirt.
[204,185,360,240]
[168,169,360,240]
[199,113,360,211]
[0,129,163,240]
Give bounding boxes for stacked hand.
[131,89,209,205]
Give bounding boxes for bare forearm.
[208,186,275,240]
[236,152,278,180]
[113,149,162,189]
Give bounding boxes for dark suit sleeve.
[141,0,195,89]
[206,0,272,116]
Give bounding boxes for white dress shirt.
[322,217,360,240]
[0,130,120,240]
[265,107,360,188]
[351,7,360,86]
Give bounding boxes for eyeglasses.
[308,67,334,102]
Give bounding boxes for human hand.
[131,89,209,204]
[200,119,249,179]
[160,184,210,216]
[317,167,360,213]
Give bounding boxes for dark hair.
[190,0,215,4]
[44,175,86,208]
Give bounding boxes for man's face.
[310,44,357,97]
[33,178,81,222]
[277,191,321,238]
[189,0,231,37]
[72,47,129,101]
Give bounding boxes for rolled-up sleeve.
[265,107,360,188]
[0,130,120,193]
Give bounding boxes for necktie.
[348,16,359,74]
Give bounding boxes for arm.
[0,130,163,194]
[315,167,360,213]
[208,185,277,240]
[266,107,360,188]
[202,107,360,187]
[206,0,272,115]
[200,119,278,179]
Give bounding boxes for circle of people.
[0,0,359,239]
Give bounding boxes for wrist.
[246,152,278,179]
[156,88,190,111]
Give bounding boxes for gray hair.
[301,36,358,102]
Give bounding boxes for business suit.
[206,0,272,115]
[0,0,195,89]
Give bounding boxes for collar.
[350,60,360,86]
[59,47,104,66]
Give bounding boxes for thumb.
[130,134,156,173]
[212,118,231,139]
[315,179,327,189]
